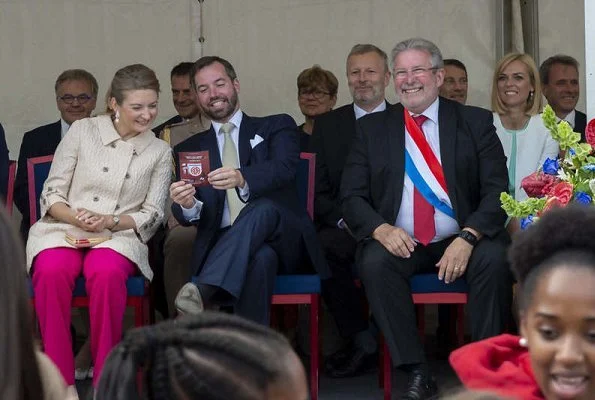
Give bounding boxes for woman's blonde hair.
[491,53,543,116]
[104,64,160,113]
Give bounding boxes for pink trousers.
[32,247,136,387]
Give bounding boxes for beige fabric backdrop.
[0,0,587,159]
[538,0,586,114]
[0,0,196,157]
[202,0,498,121]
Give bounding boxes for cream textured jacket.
[26,115,172,280]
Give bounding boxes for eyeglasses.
[57,94,95,104]
[298,89,331,100]
[393,67,438,80]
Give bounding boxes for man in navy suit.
[540,54,587,139]
[342,38,511,399]
[14,69,97,239]
[169,56,330,324]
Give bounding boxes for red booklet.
[178,151,210,186]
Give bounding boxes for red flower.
[540,196,562,215]
[586,118,595,150]
[551,182,573,205]
[520,172,559,198]
[541,176,560,196]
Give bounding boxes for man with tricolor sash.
[341,38,512,399]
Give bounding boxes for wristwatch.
[458,230,478,246]
[111,215,120,230]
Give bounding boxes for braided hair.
[509,205,595,311]
[97,312,299,400]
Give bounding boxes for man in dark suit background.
[15,68,97,239]
[540,54,587,139]
[310,43,390,378]
[153,62,202,136]
[341,38,511,399]
[169,56,330,325]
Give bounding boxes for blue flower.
[520,215,534,230]
[569,148,576,156]
[542,158,559,175]
[575,191,592,205]
[582,164,595,172]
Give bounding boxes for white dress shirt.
[557,109,576,128]
[353,101,387,120]
[181,109,250,227]
[394,98,460,242]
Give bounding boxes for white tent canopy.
[0,0,588,157]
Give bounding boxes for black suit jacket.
[171,113,330,278]
[309,104,356,228]
[153,115,183,137]
[341,98,508,242]
[575,110,587,142]
[15,121,61,238]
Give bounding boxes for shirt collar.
[353,101,387,120]
[60,118,71,138]
[408,97,440,124]
[561,109,576,127]
[212,109,244,134]
[97,114,154,155]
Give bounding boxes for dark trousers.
[197,198,304,325]
[358,234,512,367]
[318,226,368,338]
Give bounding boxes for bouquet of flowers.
[500,105,595,229]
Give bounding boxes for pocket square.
[250,134,264,149]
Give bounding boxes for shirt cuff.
[239,181,250,201]
[181,198,203,222]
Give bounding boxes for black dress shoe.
[398,370,438,400]
[324,341,355,372]
[326,347,377,378]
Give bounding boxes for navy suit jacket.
[341,98,509,242]
[0,123,9,201]
[172,113,330,278]
[15,120,61,238]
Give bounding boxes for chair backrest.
[27,155,54,226]
[5,160,16,215]
[296,152,315,221]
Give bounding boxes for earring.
[114,110,120,123]
[528,91,534,101]
[519,337,528,347]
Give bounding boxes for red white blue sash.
[403,110,455,218]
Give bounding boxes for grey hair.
[390,38,444,71]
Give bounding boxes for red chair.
[380,275,468,400]
[272,152,320,400]
[187,152,321,399]
[27,155,151,327]
[5,160,16,215]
